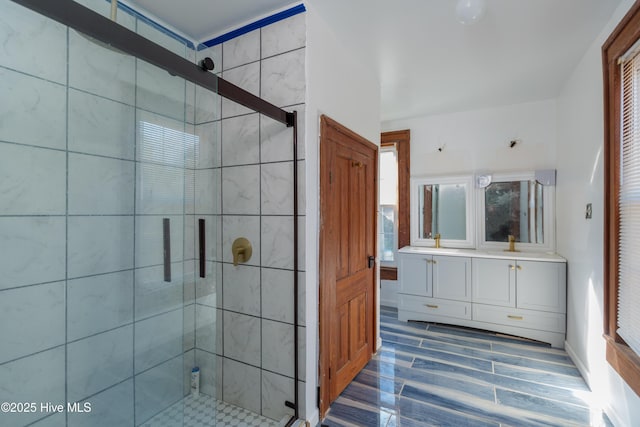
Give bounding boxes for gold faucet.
[434,233,441,249]
[505,234,519,252]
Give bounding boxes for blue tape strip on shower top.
[105,0,196,49]
[101,1,305,52]
[198,3,306,50]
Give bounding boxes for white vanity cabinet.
[515,260,566,313]
[398,254,431,296]
[399,254,471,299]
[398,253,471,321]
[472,258,566,312]
[472,258,516,307]
[398,247,567,347]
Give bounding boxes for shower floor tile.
[141,393,280,427]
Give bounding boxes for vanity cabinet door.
[472,258,516,307]
[516,261,566,313]
[399,255,432,296]
[432,256,471,301]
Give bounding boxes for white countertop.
[398,246,566,263]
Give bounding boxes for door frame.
[318,115,378,417]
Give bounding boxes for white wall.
[382,99,558,177]
[556,0,640,425]
[303,2,381,425]
[380,100,558,309]
[380,279,398,307]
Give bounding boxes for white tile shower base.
[140,393,281,427]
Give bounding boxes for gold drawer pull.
[425,304,439,309]
[509,264,515,270]
[507,315,523,320]
[517,265,522,270]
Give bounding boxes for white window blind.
[617,48,640,356]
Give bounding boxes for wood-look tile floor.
[321,306,612,427]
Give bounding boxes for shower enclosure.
[0,0,302,426]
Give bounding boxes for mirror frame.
[410,175,475,248]
[477,172,555,252]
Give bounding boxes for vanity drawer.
[472,304,566,333]
[399,294,471,320]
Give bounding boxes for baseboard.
[306,409,319,427]
[379,297,397,308]
[564,340,592,389]
[604,402,624,427]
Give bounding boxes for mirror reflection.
[418,183,467,240]
[485,180,544,243]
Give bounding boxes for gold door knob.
[232,237,252,266]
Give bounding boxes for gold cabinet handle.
[425,304,439,309]
[509,264,515,270]
[432,259,437,264]
[517,265,522,270]
[507,315,523,320]
[426,259,433,264]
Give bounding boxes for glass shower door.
[133,42,220,427]
[121,12,221,425]
[0,1,219,426]
[132,63,191,426]
[122,16,221,427]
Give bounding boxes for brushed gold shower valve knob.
[232,237,252,266]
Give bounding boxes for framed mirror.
[479,172,555,252]
[410,175,475,248]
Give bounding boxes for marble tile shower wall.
[191,12,307,422]
[0,1,205,426]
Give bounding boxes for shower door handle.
[163,218,171,282]
[199,219,206,278]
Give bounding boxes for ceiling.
[125,0,622,122]
[126,0,296,41]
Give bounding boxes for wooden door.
[319,115,377,416]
